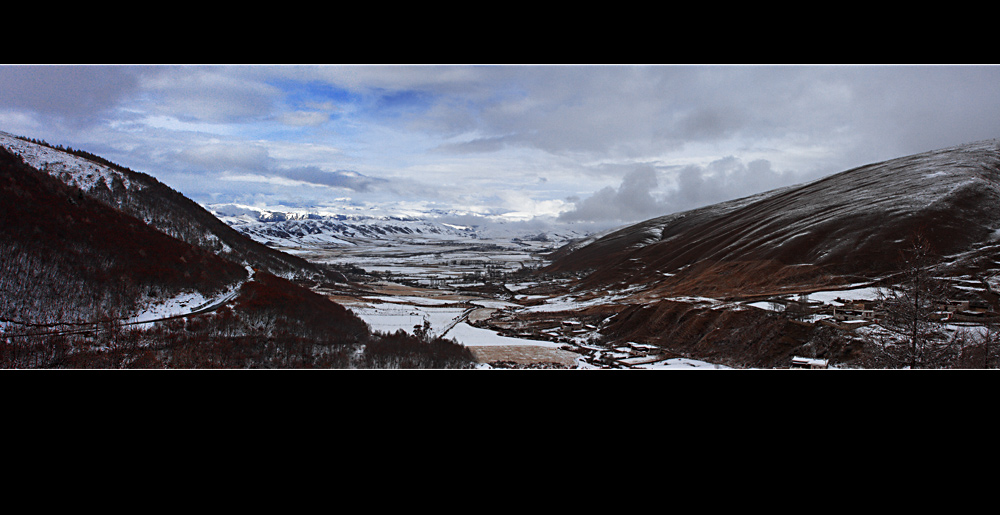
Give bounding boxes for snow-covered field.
[802,286,881,304]
[445,321,564,347]
[632,358,730,369]
[349,302,468,337]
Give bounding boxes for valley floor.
[291,238,730,369]
[324,279,726,369]
[270,233,1000,369]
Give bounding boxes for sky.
[3,64,1000,232]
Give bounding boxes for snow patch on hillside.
[126,266,252,327]
[128,291,216,326]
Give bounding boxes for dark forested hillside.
[0,147,248,326]
[1,132,334,283]
[0,144,475,369]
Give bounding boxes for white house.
[790,356,829,369]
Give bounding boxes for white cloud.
[278,111,330,127]
[138,67,280,124]
[7,64,1000,229]
[177,141,273,173]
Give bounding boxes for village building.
[832,305,876,322]
[790,356,829,369]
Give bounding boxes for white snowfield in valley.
[343,281,727,368]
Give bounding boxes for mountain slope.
[0,131,331,282]
[0,146,249,326]
[546,139,1000,297]
[0,143,476,369]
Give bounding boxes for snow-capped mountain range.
[206,202,593,248]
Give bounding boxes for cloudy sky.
[3,64,1000,231]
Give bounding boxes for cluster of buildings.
[769,292,998,331]
[779,292,998,370]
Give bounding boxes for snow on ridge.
[0,131,136,193]
[212,205,591,249]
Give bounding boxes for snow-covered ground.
[348,302,469,338]
[445,321,565,347]
[802,286,881,305]
[348,298,559,349]
[632,358,730,369]
[128,291,219,326]
[343,280,730,369]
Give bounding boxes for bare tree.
[950,322,998,369]
[874,231,950,368]
[985,321,1000,368]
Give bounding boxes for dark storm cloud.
[174,142,387,193]
[407,66,1000,174]
[841,65,1000,158]
[559,157,809,224]
[558,166,667,223]
[0,65,145,122]
[276,167,387,192]
[659,157,798,214]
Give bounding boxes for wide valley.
[273,235,728,369]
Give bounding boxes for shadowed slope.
[546,139,1000,297]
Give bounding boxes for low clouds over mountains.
[558,156,807,225]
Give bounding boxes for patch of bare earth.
[470,345,581,368]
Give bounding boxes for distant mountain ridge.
[207,202,592,248]
[208,203,476,247]
[546,138,1000,298]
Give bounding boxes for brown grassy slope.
[546,139,1000,299]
